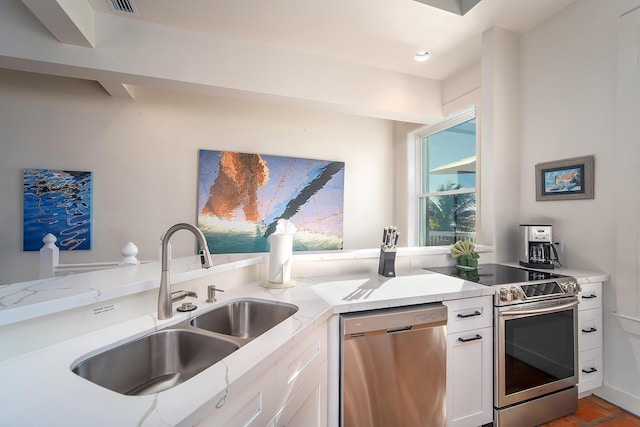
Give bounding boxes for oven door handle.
[500,300,579,317]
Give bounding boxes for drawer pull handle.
[582,327,597,333]
[582,367,598,374]
[582,294,597,299]
[458,334,482,343]
[457,310,481,319]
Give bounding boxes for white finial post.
[119,242,140,266]
[39,233,59,278]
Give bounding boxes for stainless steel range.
[427,263,580,427]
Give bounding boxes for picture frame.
[23,168,93,250]
[535,155,594,201]
[197,150,345,254]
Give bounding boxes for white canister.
[266,234,294,286]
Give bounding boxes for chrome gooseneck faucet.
[158,223,213,320]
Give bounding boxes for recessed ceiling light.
[414,51,431,62]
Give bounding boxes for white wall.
[481,27,521,258]
[519,0,640,413]
[0,69,395,285]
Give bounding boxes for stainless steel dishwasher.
[340,303,448,427]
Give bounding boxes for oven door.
[495,297,579,408]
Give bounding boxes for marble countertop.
[0,269,494,427]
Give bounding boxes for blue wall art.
[23,168,92,251]
[198,150,345,254]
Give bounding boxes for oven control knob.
[561,280,578,293]
[510,287,522,301]
[499,288,511,302]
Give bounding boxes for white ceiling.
[85,0,576,81]
[2,0,577,122]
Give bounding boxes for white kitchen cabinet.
[446,295,492,334]
[578,282,603,394]
[270,361,327,427]
[194,363,277,427]
[192,322,328,427]
[579,347,603,394]
[444,296,493,427]
[271,322,328,427]
[579,304,603,351]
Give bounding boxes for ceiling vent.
[106,0,139,16]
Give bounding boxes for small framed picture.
[535,155,594,201]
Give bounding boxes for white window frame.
[407,106,477,247]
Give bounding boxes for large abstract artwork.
[23,168,92,251]
[198,150,345,253]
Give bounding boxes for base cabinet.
[194,363,276,427]
[269,361,327,427]
[578,282,603,394]
[447,326,493,427]
[444,296,494,427]
[579,347,603,393]
[190,323,328,427]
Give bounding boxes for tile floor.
[540,395,640,426]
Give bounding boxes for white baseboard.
[595,383,640,417]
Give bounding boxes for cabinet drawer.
[579,308,602,352]
[271,360,327,427]
[444,296,493,334]
[194,363,276,427]
[579,282,602,311]
[275,325,327,410]
[579,347,603,393]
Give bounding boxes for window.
[415,107,477,246]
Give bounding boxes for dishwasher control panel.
[341,303,447,337]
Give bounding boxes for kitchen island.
[0,258,493,426]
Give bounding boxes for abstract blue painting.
[23,168,92,251]
[198,150,345,254]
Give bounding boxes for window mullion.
[418,188,475,198]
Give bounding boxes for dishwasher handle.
[344,319,446,339]
[386,325,412,334]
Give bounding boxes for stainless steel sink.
[190,299,298,339]
[71,329,239,396]
[71,299,297,395]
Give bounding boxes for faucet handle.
[171,290,197,303]
[206,285,224,303]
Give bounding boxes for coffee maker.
[518,224,559,269]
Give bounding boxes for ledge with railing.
[39,233,146,279]
[424,231,475,246]
[0,234,263,326]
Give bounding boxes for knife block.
[378,247,396,277]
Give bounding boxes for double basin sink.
[71,298,298,396]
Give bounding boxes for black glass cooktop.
[426,263,567,286]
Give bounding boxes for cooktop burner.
[426,263,567,286]
[427,264,578,306]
